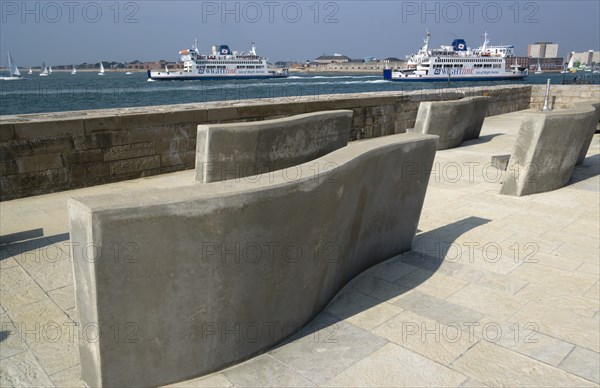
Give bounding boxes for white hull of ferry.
[148,69,288,81]
[385,69,528,82]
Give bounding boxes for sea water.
[1,71,597,116]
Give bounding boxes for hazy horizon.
[1,1,599,67]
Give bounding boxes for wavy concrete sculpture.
[195,110,353,183]
[573,101,600,165]
[408,96,490,150]
[68,133,437,387]
[500,105,597,196]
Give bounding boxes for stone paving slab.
[1,111,599,387]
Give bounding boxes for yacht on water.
[71,65,77,75]
[98,62,105,75]
[0,52,23,80]
[147,39,288,81]
[534,59,543,74]
[28,68,33,75]
[384,30,528,82]
[40,62,49,76]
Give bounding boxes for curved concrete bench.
[195,110,353,183]
[572,101,600,165]
[69,133,438,387]
[500,106,597,196]
[408,96,490,150]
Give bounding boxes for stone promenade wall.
[0,84,547,200]
[530,84,600,110]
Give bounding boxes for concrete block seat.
[195,110,353,183]
[68,133,438,387]
[407,96,490,150]
[572,101,600,165]
[500,103,598,196]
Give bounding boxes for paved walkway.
[1,111,599,387]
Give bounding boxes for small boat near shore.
[534,59,543,74]
[148,39,288,81]
[98,62,105,75]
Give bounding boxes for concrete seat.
[68,133,438,387]
[572,101,600,165]
[195,110,353,183]
[500,104,598,196]
[407,96,490,150]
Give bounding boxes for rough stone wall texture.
[0,84,552,201]
[530,84,600,110]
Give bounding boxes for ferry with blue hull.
[384,31,528,82]
[148,40,288,81]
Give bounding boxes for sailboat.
[71,65,77,75]
[28,68,33,75]
[40,62,49,76]
[48,66,53,74]
[534,59,543,74]
[566,52,577,73]
[98,62,105,75]
[0,52,23,80]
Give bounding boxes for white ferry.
[384,31,528,82]
[148,40,288,81]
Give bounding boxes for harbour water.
[1,71,598,116]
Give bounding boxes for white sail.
[48,66,52,74]
[165,64,169,73]
[0,51,24,80]
[6,52,13,75]
[534,59,543,74]
[40,61,48,76]
[8,53,21,76]
[567,52,575,69]
[28,68,33,74]
[98,61,105,75]
[71,65,76,74]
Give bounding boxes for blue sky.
[1,0,599,66]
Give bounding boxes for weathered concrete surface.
[500,106,597,196]
[574,101,600,165]
[409,97,490,150]
[491,154,511,171]
[195,110,352,183]
[67,133,438,387]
